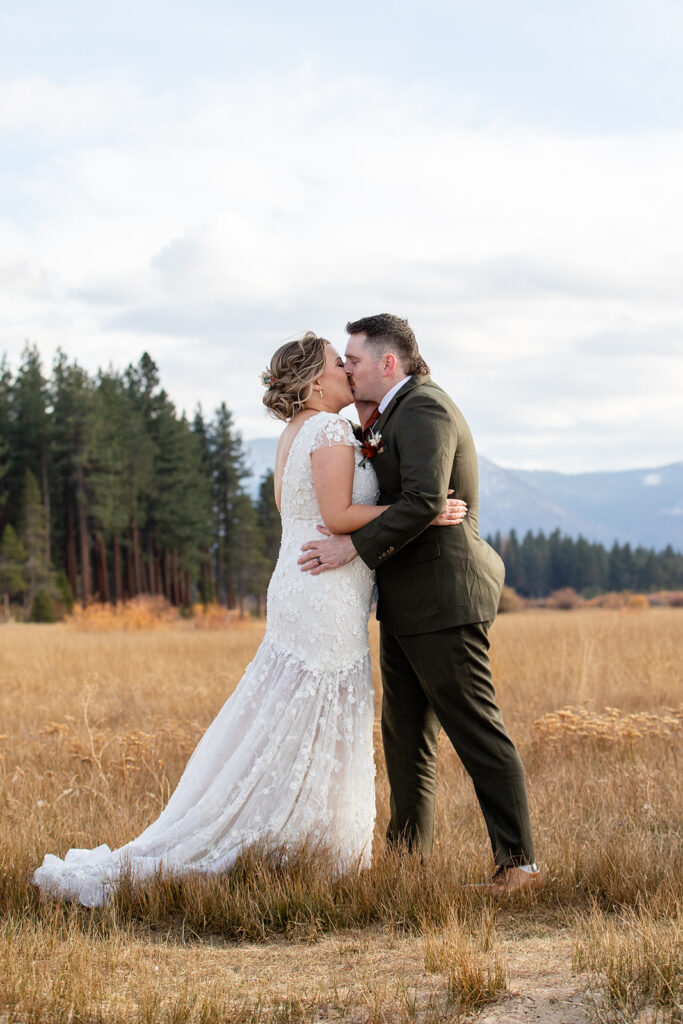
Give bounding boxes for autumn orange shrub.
[545,587,584,610]
[68,595,181,630]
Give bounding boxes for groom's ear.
[382,353,397,376]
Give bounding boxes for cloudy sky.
[1,0,682,472]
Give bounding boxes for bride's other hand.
[432,490,467,527]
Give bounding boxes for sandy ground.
[149,926,593,1022]
[477,934,589,1023]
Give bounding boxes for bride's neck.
[301,399,340,416]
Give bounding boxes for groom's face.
[344,333,386,403]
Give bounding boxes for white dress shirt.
[378,376,412,414]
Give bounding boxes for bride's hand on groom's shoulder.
[432,491,467,527]
[298,527,358,574]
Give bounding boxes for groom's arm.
[350,393,457,570]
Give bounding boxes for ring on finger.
[316,556,322,566]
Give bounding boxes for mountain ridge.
[243,438,683,552]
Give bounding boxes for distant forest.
[1,345,681,619]
[0,345,281,617]
[486,530,683,599]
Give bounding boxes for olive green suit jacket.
[351,376,505,635]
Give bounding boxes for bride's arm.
[312,445,468,536]
[311,445,387,534]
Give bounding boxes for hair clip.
[260,371,278,388]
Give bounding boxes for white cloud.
[1,70,682,470]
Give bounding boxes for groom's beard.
[349,379,374,403]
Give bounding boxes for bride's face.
[315,344,354,412]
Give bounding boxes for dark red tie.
[362,406,381,440]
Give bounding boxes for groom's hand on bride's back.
[298,528,357,575]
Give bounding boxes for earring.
[316,385,324,400]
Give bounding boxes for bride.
[33,332,464,907]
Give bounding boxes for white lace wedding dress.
[33,413,378,907]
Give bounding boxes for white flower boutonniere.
[358,430,385,468]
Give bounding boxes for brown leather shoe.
[475,865,542,894]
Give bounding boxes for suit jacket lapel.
[376,375,429,434]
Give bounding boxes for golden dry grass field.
[1,609,681,1023]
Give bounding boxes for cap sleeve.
[310,415,356,452]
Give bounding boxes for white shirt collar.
[378,376,412,414]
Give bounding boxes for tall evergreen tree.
[192,406,215,603]
[257,469,282,579]
[50,353,95,604]
[21,469,52,611]
[0,357,11,530]
[86,371,132,601]
[148,401,212,604]
[231,492,270,614]
[208,403,250,608]
[8,345,51,561]
[0,523,27,620]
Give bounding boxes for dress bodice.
[280,412,379,525]
[266,412,379,674]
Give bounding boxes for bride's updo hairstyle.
[262,332,329,421]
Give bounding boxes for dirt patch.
[475,934,589,1023]
[154,926,592,1022]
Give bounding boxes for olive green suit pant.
[380,620,535,867]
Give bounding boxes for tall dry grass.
[1,608,681,1022]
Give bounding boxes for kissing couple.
[34,314,538,907]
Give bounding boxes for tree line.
[1,345,681,620]
[0,345,281,619]
[486,529,683,598]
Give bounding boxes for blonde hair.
[262,332,329,421]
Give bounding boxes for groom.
[299,313,539,892]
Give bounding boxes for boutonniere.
[358,430,385,468]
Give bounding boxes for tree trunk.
[225,550,235,609]
[184,571,191,607]
[65,499,78,599]
[41,457,51,566]
[147,540,157,594]
[113,535,123,603]
[164,550,172,601]
[131,503,143,595]
[96,535,110,603]
[75,467,91,606]
[125,544,134,599]
[172,550,180,605]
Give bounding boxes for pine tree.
[257,470,282,579]
[192,406,215,604]
[0,437,8,524]
[21,469,52,611]
[502,530,521,592]
[86,371,132,601]
[148,401,212,604]
[231,492,270,614]
[0,523,27,620]
[208,403,250,607]
[11,345,51,562]
[50,353,95,604]
[123,355,161,595]
[0,357,11,531]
